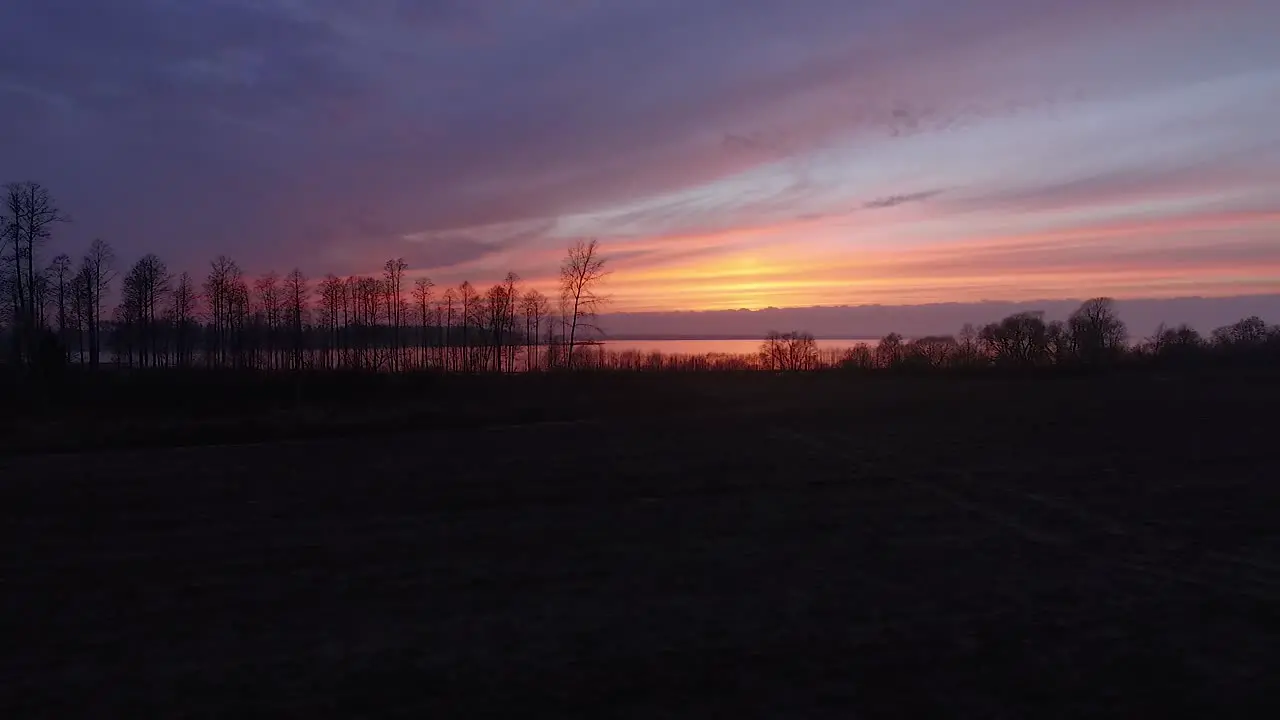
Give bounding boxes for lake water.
[601,338,878,356]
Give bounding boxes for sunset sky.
[3,0,1278,313]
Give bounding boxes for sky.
[2,0,1279,318]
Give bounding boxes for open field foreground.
[3,372,1280,717]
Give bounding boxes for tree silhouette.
[521,289,549,371]
[1146,323,1203,363]
[1045,321,1071,366]
[82,239,117,369]
[441,287,457,372]
[1212,316,1269,347]
[203,256,246,368]
[875,332,905,368]
[980,312,1048,367]
[560,239,608,368]
[252,271,282,370]
[761,331,818,371]
[908,335,958,368]
[501,272,521,372]
[411,276,434,370]
[284,269,308,370]
[458,281,480,372]
[1067,297,1127,364]
[3,182,68,365]
[117,253,171,367]
[383,259,407,371]
[170,272,198,368]
[49,253,73,360]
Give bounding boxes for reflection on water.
[602,338,878,356]
[90,337,882,372]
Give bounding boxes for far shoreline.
[598,335,881,342]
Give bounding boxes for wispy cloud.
[863,190,945,210]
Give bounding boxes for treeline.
[2,182,609,376]
[859,301,1278,370]
[548,303,1279,374]
[5,181,1277,381]
[750,298,1279,372]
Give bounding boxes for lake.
[600,338,878,356]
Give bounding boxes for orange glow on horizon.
[590,208,1280,311]
[410,205,1280,313]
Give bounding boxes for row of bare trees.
[749,299,1137,372]
[1,182,119,370]
[6,182,1276,377]
[507,308,1279,374]
[101,246,609,373]
[789,299,1278,371]
[3,182,612,374]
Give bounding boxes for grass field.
[3,370,1280,716]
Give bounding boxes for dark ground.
[3,371,1280,717]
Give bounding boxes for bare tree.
[521,289,549,371]
[760,331,818,371]
[482,283,501,371]
[253,271,282,369]
[478,272,521,372]
[203,256,244,368]
[0,261,13,354]
[483,281,510,372]
[69,264,92,364]
[355,275,381,368]
[1067,297,1127,364]
[49,253,73,359]
[383,258,407,370]
[316,274,345,369]
[169,272,198,368]
[32,269,52,331]
[411,277,434,369]
[1212,316,1269,347]
[0,214,10,319]
[3,182,69,364]
[83,239,117,369]
[343,275,363,368]
[118,254,171,367]
[1045,320,1071,365]
[501,272,521,372]
[458,281,480,371]
[229,273,251,368]
[284,268,308,369]
[979,312,1049,367]
[874,332,905,368]
[761,331,785,370]
[559,239,608,368]
[908,335,959,368]
[839,345,875,370]
[1142,323,1201,361]
[140,254,171,365]
[441,287,457,371]
[956,323,983,366]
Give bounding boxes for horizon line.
[602,292,1280,316]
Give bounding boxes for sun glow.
[585,205,1280,312]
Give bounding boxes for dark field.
[4,371,1280,717]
